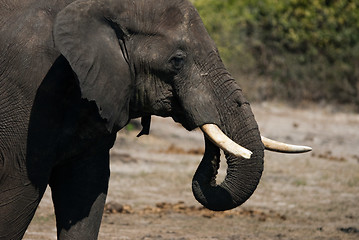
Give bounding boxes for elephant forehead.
[159,6,186,30]
[130,0,198,34]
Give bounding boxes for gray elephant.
[0,0,311,239]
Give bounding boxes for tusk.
[201,124,253,159]
[261,136,312,153]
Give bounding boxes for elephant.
[0,0,311,239]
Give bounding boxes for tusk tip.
[243,150,253,159]
[232,149,253,159]
[300,146,313,153]
[215,141,253,159]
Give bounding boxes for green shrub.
[192,0,359,107]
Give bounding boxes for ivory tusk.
[201,124,253,159]
[261,136,312,153]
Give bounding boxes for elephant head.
[54,0,311,211]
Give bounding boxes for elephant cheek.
[177,86,221,130]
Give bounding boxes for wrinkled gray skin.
[0,0,264,239]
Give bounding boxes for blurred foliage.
[191,0,359,107]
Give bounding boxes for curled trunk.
[192,70,264,211]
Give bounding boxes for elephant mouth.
[171,113,198,131]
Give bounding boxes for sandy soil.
[24,103,359,240]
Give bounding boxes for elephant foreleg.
[0,172,46,239]
[49,150,110,240]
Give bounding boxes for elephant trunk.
[192,72,264,211]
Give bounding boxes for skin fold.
[0,0,264,239]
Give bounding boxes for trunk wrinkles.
[192,52,264,211]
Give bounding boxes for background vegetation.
[191,0,359,108]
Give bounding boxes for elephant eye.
[170,52,186,70]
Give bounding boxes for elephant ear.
[53,1,132,132]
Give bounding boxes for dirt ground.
[24,103,359,240]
